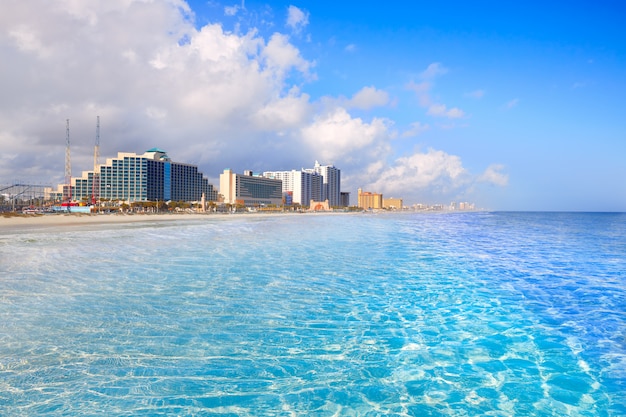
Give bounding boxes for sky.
[1,0,625,211]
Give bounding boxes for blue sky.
[1,1,624,210]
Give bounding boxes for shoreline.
[0,211,352,233]
[0,209,490,233]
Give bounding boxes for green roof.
[146,147,167,153]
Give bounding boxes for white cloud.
[224,1,245,16]
[421,62,448,79]
[344,43,356,52]
[427,104,465,119]
[368,148,469,198]
[286,5,309,33]
[224,6,239,16]
[0,0,504,207]
[479,164,509,186]
[301,107,390,163]
[262,33,313,78]
[348,86,390,110]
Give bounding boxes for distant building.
[357,188,383,209]
[308,200,330,212]
[340,191,350,207]
[220,169,283,207]
[49,148,217,203]
[383,197,403,210]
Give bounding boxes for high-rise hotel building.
[307,161,341,207]
[262,170,322,206]
[264,161,342,207]
[52,148,217,203]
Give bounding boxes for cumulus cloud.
[262,33,313,77]
[367,149,469,198]
[301,107,390,163]
[0,0,504,207]
[286,5,309,33]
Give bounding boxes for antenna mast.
[65,119,72,206]
[92,116,100,205]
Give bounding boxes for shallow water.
[1,212,625,415]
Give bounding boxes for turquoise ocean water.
[1,212,625,416]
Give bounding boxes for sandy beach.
[0,210,357,233]
[0,212,247,232]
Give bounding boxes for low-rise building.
[383,197,403,210]
[220,169,283,207]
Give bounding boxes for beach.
[0,212,231,232]
[0,210,353,232]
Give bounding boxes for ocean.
[1,212,625,416]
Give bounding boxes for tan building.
[383,197,403,210]
[357,188,383,209]
[220,169,283,207]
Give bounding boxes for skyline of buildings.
[45,147,350,209]
[29,146,479,211]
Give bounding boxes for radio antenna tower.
[65,119,72,206]
[92,116,100,205]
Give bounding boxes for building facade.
[54,148,217,203]
[357,188,383,209]
[262,169,322,206]
[304,161,341,207]
[383,197,403,210]
[340,191,351,207]
[220,169,283,207]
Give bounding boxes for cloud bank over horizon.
[0,0,507,206]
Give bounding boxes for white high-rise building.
[262,161,341,207]
[307,161,341,207]
[263,169,321,206]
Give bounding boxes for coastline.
[0,209,479,233]
[0,211,351,233]
[0,212,252,232]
